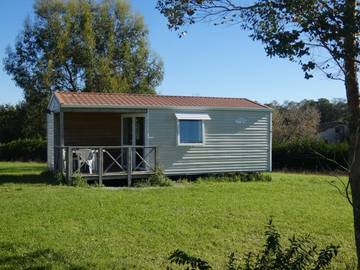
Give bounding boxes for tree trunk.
[344,1,360,268]
[345,60,360,268]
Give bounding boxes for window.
[175,113,210,145]
[179,120,203,144]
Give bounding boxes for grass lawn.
[0,162,356,269]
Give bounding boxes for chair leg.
[86,160,93,174]
[89,161,93,174]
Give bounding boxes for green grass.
[0,162,356,269]
[0,162,46,175]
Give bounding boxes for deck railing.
[54,145,159,186]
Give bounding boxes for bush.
[147,168,172,186]
[71,173,88,187]
[135,169,173,187]
[273,140,349,171]
[0,138,46,161]
[0,104,25,143]
[197,172,272,183]
[53,171,66,185]
[167,219,339,270]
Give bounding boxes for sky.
[0,0,346,105]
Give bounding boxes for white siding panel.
[148,109,271,175]
[47,113,54,170]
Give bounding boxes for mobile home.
[47,91,272,185]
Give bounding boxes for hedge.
[0,138,46,162]
[273,140,349,171]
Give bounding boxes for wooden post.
[155,146,160,171]
[127,147,132,187]
[66,147,72,184]
[59,111,64,146]
[98,147,103,186]
[59,111,65,177]
[59,147,64,175]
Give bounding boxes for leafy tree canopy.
[0,104,25,143]
[270,102,321,144]
[3,0,163,139]
[268,98,348,124]
[5,0,164,99]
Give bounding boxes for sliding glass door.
[121,114,145,170]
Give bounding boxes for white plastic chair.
[75,149,97,174]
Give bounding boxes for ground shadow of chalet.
[0,242,87,269]
[0,173,56,185]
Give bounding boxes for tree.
[298,98,348,124]
[271,103,320,144]
[0,104,25,143]
[157,0,360,266]
[268,98,348,144]
[4,0,164,138]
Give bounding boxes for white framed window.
[175,113,211,146]
[179,120,204,144]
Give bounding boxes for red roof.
[54,91,269,109]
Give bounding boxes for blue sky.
[0,0,346,105]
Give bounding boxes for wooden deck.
[54,145,159,186]
[81,171,154,180]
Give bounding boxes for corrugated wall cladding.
[148,109,271,174]
[47,113,54,170]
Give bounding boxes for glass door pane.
[135,117,145,146]
[123,117,132,145]
[135,117,145,170]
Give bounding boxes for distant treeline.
[266,98,348,125]
[266,98,348,145]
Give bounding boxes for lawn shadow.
[0,171,58,185]
[0,242,87,269]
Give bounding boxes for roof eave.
[47,93,62,111]
[59,104,272,111]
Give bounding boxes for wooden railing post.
[127,147,132,187]
[98,147,103,186]
[59,147,64,175]
[155,146,160,171]
[66,146,72,184]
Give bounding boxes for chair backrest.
[76,149,93,161]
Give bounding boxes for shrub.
[147,168,172,187]
[238,172,272,182]
[273,140,349,171]
[53,171,66,185]
[38,170,65,185]
[0,138,46,161]
[0,104,25,143]
[167,219,339,270]
[197,172,272,183]
[71,173,88,187]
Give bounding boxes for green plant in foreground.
[167,219,339,270]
